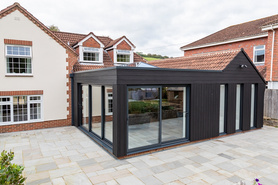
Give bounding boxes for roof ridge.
[181,13,278,50]
[53,30,87,36]
[149,49,241,64]
[225,13,278,28]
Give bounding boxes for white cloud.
[1,0,278,57]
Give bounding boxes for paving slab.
[1,126,278,184]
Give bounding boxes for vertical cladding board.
[190,84,219,141]
[226,84,236,134]
[256,83,265,128]
[242,84,251,131]
[113,84,127,157]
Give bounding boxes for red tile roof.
[256,65,266,79]
[105,36,135,49]
[53,31,113,47]
[181,14,278,50]
[148,49,242,71]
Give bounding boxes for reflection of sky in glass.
[255,46,265,62]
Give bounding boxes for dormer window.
[117,50,131,63]
[75,33,104,64]
[83,47,100,62]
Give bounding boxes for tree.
[48,25,60,31]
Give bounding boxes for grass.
[143,57,162,61]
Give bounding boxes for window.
[235,84,242,131]
[117,50,131,63]
[82,47,100,62]
[0,97,11,123]
[250,84,256,128]
[108,92,113,113]
[219,85,226,134]
[253,45,265,63]
[0,95,42,124]
[6,45,32,74]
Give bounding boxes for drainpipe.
[270,25,275,88]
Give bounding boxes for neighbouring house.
[180,14,278,89]
[73,49,265,157]
[0,3,145,133]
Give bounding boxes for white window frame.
[0,95,43,125]
[114,49,134,64]
[0,97,12,124]
[107,92,113,115]
[80,47,103,63]
[253,45,265,64]
[5,45,33,76]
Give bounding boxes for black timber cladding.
[72,50,266,157]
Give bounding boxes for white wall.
[0,10,68,121]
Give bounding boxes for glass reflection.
[128,87,159,149]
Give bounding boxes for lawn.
[143,56,162,61]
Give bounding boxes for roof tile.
[181,14,278,50]
[148,49,242,71]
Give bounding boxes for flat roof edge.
[73,66,222,74]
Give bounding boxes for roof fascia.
[261,24,278,31]
[181,33,268,51]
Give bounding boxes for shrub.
[0,150,26,185]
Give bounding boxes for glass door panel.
[161,87,187,142]
[91,85,102,137]
[128,87,160,149]
[105,86,113,142]
[235,84,241,131]
[219,85,226,134]
[82,84,89,130]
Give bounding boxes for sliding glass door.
[79,84,113,144]
[128,87,160,149]
[128,86,189,151]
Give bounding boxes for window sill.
[114,62,133,66]
[5,74,33,77]
[254,62,265,66]
[79,61,104,65]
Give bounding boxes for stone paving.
[1,126,278,185]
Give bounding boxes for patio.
[1,126,278,185]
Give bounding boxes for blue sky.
[1,0,278,57]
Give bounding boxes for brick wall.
[83,37,100,48]
[0,119,71,133]
[0,90,43,96]
[4,39,32,46]
[117,40,131,50]
[107,50,114,62]
[183,37,269,80]
[266,29,278,81]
